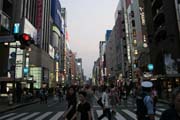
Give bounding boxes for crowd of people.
[36,82,180,120]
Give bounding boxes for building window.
[131,11,134,17]
[133,39,137,46]
[133,29,136,37]
[143,35,147,42]
[132,20,135,27]
[134,50,138,55]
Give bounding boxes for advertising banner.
[51,0,62,31]
[36,0,43,30]
[22,18,37,44]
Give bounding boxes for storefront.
[152,75,180,100]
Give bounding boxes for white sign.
[49,45,55,59]
[164,53,178,74]
[0,12,10,30]
[22,18,37,44]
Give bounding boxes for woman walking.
[63,86,77,120]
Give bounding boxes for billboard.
[51,0,62,32]
[22,18,37,44]
[49,45,55,59]
[36,0,43,30]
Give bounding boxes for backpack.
[136,92,148,120]
[97,97,103,107]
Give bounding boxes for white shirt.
[101,92,110,108]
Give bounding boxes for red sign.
[36,0,43,30]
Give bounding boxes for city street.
[1,0,180,120]
[0,94,169,120]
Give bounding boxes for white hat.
[141,81,153,88]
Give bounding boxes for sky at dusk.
[61,0,119,78]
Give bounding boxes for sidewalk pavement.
[0,99,39,114]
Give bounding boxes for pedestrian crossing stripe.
[96,110,128,120]
[6,113,28,120]
[96,110,108,120]
[0,109,163,120]
[20,112,40,120]
[0,113,16,120]
[156,111,162,116]
[122,109,160,120]
[34,112,53,120]
[49,112,64,120]
[122,109,137,120]
[157,108,166,112]
[114,112,126,120]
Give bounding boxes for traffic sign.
[148,64,154,71]
[0,35,15,43]
[10,52,16,58]
[13,23,20,34]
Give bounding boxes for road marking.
[158,108,166,112]
[20,112,40,120]
[49,112,64,120]
[96,110,108,120]
[122,109,137,120]
[155,117,159,120]
[6,113,28,120]
[156,111,162,116]
[115,112,126,120]
[0,113,16,120]
[34,112,53,120]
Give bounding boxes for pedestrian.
[63,86,77,120]
[160,87,180,120]
[98,86,111,120]
[85,85,93,107]
[151,87,158,113]
[109,84,119,115]
[39,87,44,104]
[43,88,48,104]
[136,81,155,120]
[71,91,92,120]
[58,88,63,102]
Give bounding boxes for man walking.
[71,91,92,120]
[136,81,155,120]
[98,86,111,120]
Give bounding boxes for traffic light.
[19,33,34,49]
[20,33,31,45]
[23,67,29,77]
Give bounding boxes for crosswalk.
[0,108,165,120]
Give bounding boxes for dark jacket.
[160,108,180,120]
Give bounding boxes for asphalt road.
[0,94,169,120]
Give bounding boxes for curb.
[0,100,39,114]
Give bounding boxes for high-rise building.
[144,0,180,99]
[0,0,64,94]
[99,41,106,85]
[105,30,112,42]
